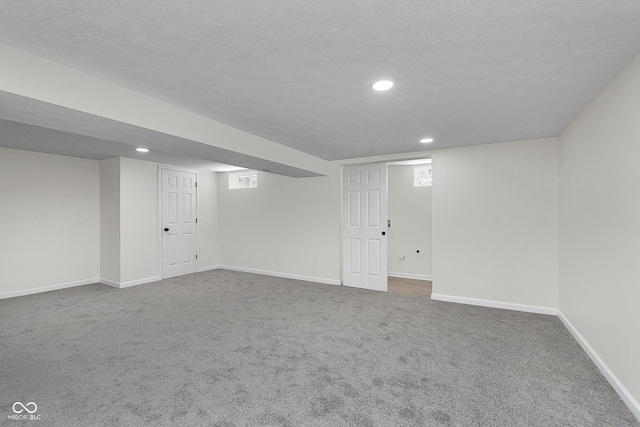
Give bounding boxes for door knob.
[164,227,170,232]
[381,231,386,236]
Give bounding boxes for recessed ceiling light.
[136,148,149,153]
[420,138,434,144]
[372,80,393,91]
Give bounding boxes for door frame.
[340,157,432,289]
[158,166,199,279]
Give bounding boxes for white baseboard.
[558,311,640,421]
[100,276,161,289]
[99,278,120,288]
[0,267,338,297]
[218,265,341,286]
[388,271,432,281]
[120,276,161,288]
[430,293,558,316]
[0,278,99,300]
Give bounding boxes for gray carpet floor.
[1,270,637,426]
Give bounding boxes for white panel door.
[161,168,198,278]
[342,163,388,291]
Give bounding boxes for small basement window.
[414,165,432,187]
[228,170,258,189]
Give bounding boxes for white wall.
[0,142,559,307]
[103,160,219,286]
[0,152,220,291]
[431,138,559,311]
[0,148,99,296]
[197,170,219,270]
[120,158,159,284]
[388,165,432,279]
[560,52,640,414]
[217,168,341,284]
[217,142,559,307]
[99,157,120,283]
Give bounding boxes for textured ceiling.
[0,92,322,177]
[1,1,640,162]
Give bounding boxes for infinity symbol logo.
[12,402,37,414]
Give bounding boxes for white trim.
[218,265,340,286]
[558,311,640,421]
[0,278,99,299]
[198,265,220,273]
[388,271,432,281]
[99,276,161,289]
[99,278,120,288]
[157,164,163,280]
[119,276,161,289]
[430,293,558,315]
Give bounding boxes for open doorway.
[387,158,432,297]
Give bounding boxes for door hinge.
[196,218,198,223]
[196,254,198,260]
[195,182,198,187]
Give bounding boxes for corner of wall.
[99,157,121,283]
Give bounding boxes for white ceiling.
[1,1,640,165]
[0,91,321,176]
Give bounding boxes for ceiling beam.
[0,43,329,177]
